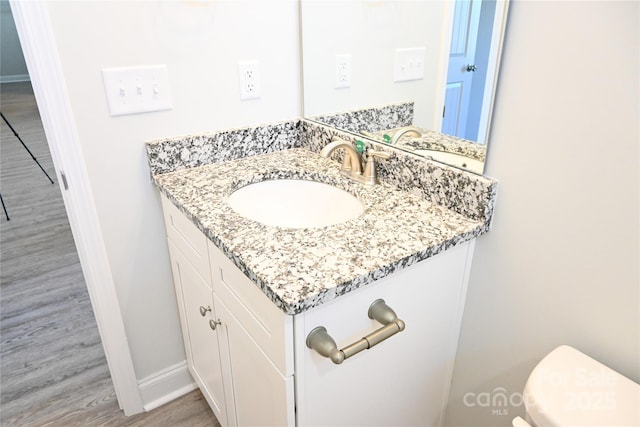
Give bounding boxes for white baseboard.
[0,74,30,83]
[138,360,196,411]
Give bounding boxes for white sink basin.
[228,179,364,228]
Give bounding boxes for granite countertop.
[154,148,486,315]
[368,127,487,162]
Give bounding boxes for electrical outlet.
[335,54,352,88]
[101,65,172,116]
[238,61,261,100]
[393,47,426,82]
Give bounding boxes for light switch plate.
[393,47,426,82]
[102,65,173,116]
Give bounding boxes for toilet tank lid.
[523,345,640,427]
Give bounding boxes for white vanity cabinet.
[162,197,229,426]
[160,194,474,427]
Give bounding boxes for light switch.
[393,47,426,82]
[102,65,173,116]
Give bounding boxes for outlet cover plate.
[238,60,261,100]
[335,54,352,88]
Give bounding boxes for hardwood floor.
[1,82,218,426]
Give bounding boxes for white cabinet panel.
[209,242,294,377]
[161,194,210,285]
[167,239,228,426]
[166,240,194,368]
[295,242,472,427]
[216,295,295,427]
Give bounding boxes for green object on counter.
[355,139,365,153]
[383,134,391,143]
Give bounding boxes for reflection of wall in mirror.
[301,1,449,131]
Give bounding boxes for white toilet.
[512,345,640,427]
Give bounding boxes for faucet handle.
[363,150,391,185]
[368,150,391,160]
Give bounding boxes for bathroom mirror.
[300,0,509,174]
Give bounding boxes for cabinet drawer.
[209,242,294,377]
[160,194,211,287]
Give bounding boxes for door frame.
[435,0,510,144]
[475,0,510,144]
[9,0,143,415]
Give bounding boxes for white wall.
[445,1,639,425]
[44,0,300,381]
[301,0,449,129]
[0,0,28,82]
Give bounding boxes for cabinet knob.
[199,306,211,317]
[209,319,221,331]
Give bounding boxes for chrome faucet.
[320,137,390,185]
[390,126,422,145]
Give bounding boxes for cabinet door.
[296,242,472,427]
[168,240,228,426]
[215,295,295,427]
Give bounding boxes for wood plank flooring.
[1,82,218,426]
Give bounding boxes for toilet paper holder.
[305,299,405,365]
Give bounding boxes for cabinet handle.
[305,299,405,365]
[209,319,221,331]
[199,306,211,317]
